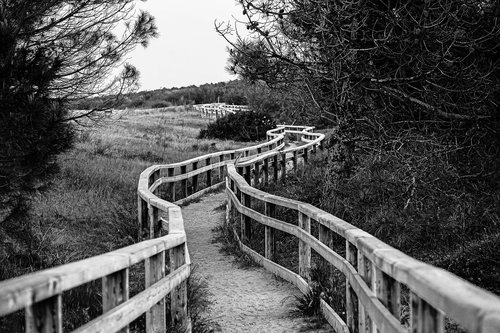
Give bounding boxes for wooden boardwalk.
[0,125,499,333]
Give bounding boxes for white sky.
[126,0,244,91]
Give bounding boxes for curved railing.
[2,123,498,333]
[225,126,500,333]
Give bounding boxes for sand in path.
[182,191,332,333]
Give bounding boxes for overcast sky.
[126,0,244,91]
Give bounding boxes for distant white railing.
[193,103,250,119]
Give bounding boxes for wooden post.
[298,212,311,282]
[148,170,159,188]
[280,153,287,182]
[265,202,276,261]
[192,161,198,194]
[375,266,401,332]
[230,152,235,160]
[138,195,148,241]
[273,155,279,183]
[312,141,317,154]
[244,165,251,185]
[180,165,187,198]
[170,244,188,330]
[318,223,333,273]
[102,268,129,333]
[168,168,175,202]
[292,150,298,175]
[411,292,444,333]
[219,155,225,182]
[206,157,212,187]
[254,161,260,187]
[263,158,269,185]
[145,251,166,333]
[148,203,160,239]
[25,295,62,333]
[358,253,372,333]
[303,147,309,164]
[241,193,252,243]
[346,241,359,333]
[236,187,242,222]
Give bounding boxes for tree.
[0,1,157,222]
[217,0,500,181]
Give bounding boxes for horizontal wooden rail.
[226,126,500,333]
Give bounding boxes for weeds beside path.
[182,191,332,332]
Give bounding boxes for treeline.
[72,80,250,110]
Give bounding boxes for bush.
[264,149,499,296]
[198,111,275,142]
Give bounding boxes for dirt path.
[182,191,332,333]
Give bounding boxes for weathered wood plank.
[138,196,148,241]
[298,212,311,282]
[102,269,129,333]
[411,292,444,333]
[358,253,373,333]
[25,294,62,333]
[206,157,212,187]
[192,161,198,193]
[346,241,359,333]
[180,165,187,198]
[167,167,175,201]
[170,244,188,330]
[264,202,276,261]
[145,251,166,333]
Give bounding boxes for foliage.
[294,265,345,319]
[198,111,275,142]
[264,151,500,296]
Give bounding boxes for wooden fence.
[1,124,498,333]
[193,103,250,120]
[226,126,500,333]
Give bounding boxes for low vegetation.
[0,107,246,332]
[198,111,276,142]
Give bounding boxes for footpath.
[182,191,332,332]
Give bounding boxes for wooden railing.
[2,124,498,333]
[226,126,500,333]
[0,126,288,333]
[193,103,250,120]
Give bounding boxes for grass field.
[0,106,247,332]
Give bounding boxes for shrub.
[198,111,275,142]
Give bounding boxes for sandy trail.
[182,191,332,333]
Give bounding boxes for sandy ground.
[182,191,332,333]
